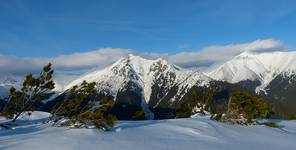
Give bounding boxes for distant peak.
[234,51,296,60]
[127,53,147,61]
[127,53,137,58]
[126,54,168,63]
[235,51,256,58]
[156,57,165,62]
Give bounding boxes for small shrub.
[52,81,117,131]
[131,110,146,120]
[211,113,223,121]
[79,111,91,121]
[287,115,296,120]
[227,91,271,122]
[73,124,84,128]
[106,114,117,127]
[91,110,104,120]
[91,113,117,130]
[262,122,280,128]
[59,119,75,127]
[93,120,105,129]
[176,89,214,118]
[176,101,192,118]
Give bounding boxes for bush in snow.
[287,115,296,120]
[261,122,280,128]
[228,91,271,122]
[213,91,272,124]
[131,110,146,120]
[211,113,223,121]
[54,81,96,118]
[88,98,117,130]
[176,89,214,118]
[54,81,117,130]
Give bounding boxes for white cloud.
[49,48,133,70]
[167,39,284,70]
[0,39,285,85]
[0,48,133,85]
[0,48,132,74]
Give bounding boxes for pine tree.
[227,91,271,123]
[54,81,117,130]
[93,98,117,130]
[1,63,55,122]
[204,88,214,113]
[55,80,96,118]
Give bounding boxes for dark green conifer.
[1,63,55,122]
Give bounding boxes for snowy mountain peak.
[209,51,296,93]
[63,55,211,119]
[66,55,210,101]
[234,50,256,58]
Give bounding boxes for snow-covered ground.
[0,112,296,150]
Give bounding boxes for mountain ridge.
[209,51,296,94]
[60,54,211,119]
[65,54,211,103]
[2,51,296,119]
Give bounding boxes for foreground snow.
[0,112,296,150]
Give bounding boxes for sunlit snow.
[0,111,295,150]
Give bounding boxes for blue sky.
[0,0,296,57]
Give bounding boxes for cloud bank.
[167,39,284,70]
[0,39,285,85]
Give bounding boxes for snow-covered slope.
[65,54,210,110]
[1,114,296,150]
[209,51,296,93]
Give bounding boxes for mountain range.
[1,51,296,119]
[209,51,296,118]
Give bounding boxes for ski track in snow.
[0,112,296,150]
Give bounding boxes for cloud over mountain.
[0,39,285,85]
[167,39,284,70]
